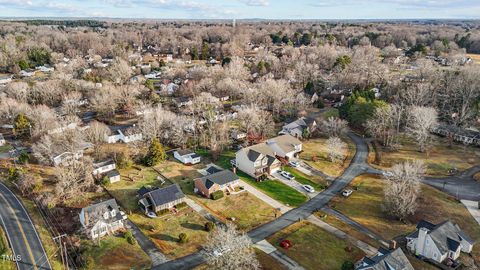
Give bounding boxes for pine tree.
[13,113,31,138]
[144,138,166,166]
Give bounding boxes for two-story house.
[406,220,474,264]
[79,199,127,239]
[235,134,302,179]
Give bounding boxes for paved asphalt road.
[0,182,52,270]
[154,133,371,270]
[423,165,480,201]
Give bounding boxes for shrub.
[101,176,110,186]
[341,261,354,270]
[18,151,29,164]
[158,208,170,215]
[204,221,215,232]
[175,202,187,209]
[124,231,136,245]
[210,190,224,200]
[178,233,188,243]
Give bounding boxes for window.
[426,239,429,245]
[433,253,437,259]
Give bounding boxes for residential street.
[422,165,480,201]
[0,182,52,270]
[153,132,373,270]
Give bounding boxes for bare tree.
[321,117,348,137]
[83,120,110,145]
[53,158,95,200]
[383,160,425,221]
[365,105,404,148]
[202,223,259,270]
[406,106,438,153]
[326,136,347,164]
[237,105,274,140]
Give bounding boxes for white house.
[79,199,127,239]
[406,220,474,264]
[47,122,78,135]
[105,128,143,144]
[52,150,84,167]
[174,149,201,165]
[235,134,302,179]
[279,117,317,138]
[19,69,36,77]
[35,65,55,73]
[105,170,121,183]
[145,71,161,79]
[0,75,13,85]
[93,160,116,176]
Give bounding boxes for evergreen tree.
[144,138,166,166]
[13,113,30,138]
[201,42,210,60]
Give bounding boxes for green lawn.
[240,171,308,207]
[81,235,151,270]
[282,166,326,191]
[267,221,364,270]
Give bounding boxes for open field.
[81,235,151,270]
[190,191,279,231]
[267,221,364,270]
[129,207,209,259]
[329,174,480,264]
[369,134,480,177]
[300,136,355,178]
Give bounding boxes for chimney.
[389,240,397,250]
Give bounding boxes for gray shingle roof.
[413,220,474,254]
[145,184,185,207]
[197,169,239,187]
[81,199,123,225]
[356,248,414,270]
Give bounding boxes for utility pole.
[53,234,68,270]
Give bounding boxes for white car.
[382,171,394,177]
[302,185,315,193]
[280,170,295,180]
[342,189,353,197]
[288,161,300,167]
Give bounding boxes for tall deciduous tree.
[383,160,425,221]
[326,136,347,164]
[202,223,259,270]
[406,106,438,153]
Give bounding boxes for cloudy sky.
[1,0,480,19]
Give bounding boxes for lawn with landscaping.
[190,191,280,231]
[267,221,364,270]
[299,137,355,178]
[329,174,480,264]
[129,207,209,259]
[81,235,151,270]
[369,134,480,177]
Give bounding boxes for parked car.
[342,189,353,197]
[302,185,315,193]
[146,212,157,218]
[280,170,295,180]
[382,171,393,177]
[288,161,300,167]
[230,159,236,166]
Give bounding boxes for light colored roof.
[266,134,302,153]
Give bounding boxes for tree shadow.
[154,233,178,242]
[181,222,204,231]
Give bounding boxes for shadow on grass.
[181,222,204,231]
[154,233,178,242]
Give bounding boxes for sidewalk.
[461,200,480,225]
[254,240,305,270]
[239,180,292,214]
[307,215,378,256]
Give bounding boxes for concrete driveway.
[271,171,319,198]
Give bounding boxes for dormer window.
[103,212,109,220]
[111,210,116,217]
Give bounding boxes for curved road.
[423,165,480,201]
[153,132,373,270]
[0,182,52,270]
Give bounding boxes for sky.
[1,0,480,20]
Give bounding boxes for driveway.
[271,171,319,198]
[125,219,169,266]
[152,132,372,270]
[0,182,52,270]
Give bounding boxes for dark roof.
[81,199,123,225]
[138,186,156,197]
[447,237,461,251]
[176,149,195,156]
[416,220,435,230]
[206,166,222,175]
[106,170,120,178]
[197,169,239,187]
[93,159,115,169]
[146,184,185,207]
[247,149,262,162]
[356,248,414,270]
[190,153,201,159]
